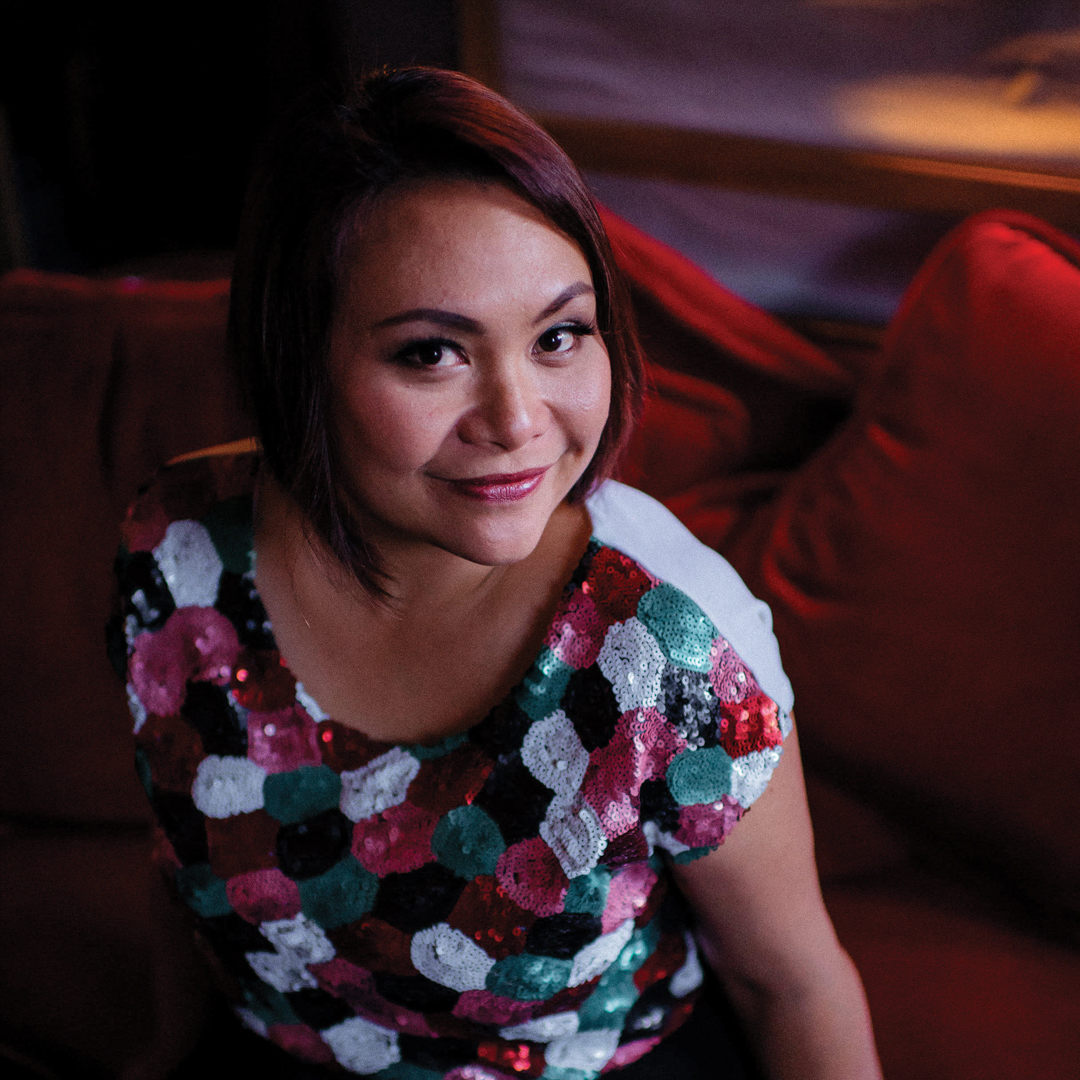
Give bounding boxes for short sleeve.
[628,581,788,864]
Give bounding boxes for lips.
[444,466,550,503]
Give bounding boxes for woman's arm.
[672,725,883,1080]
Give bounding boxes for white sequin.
[499,1010,580,1042]
[540,795,607,879]
[152,520,223,609]
[245,949,319,993]
[295,681,329,723]
[729,747,783,808]
[669,932,704,997]
[127,682,147,734]
[260,911,336,965]
[410,923,496,992]
[321,1015,401,1074]
[597,618,666,713]
[191,755,266,818]
[779,708,794,739]
[641,819,691,858]
[545,1028,621,1072]
[521,710,589,799]
[234,1007,268,1037]
[568,918,635,987]
[339,746,421,822]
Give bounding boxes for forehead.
[337,180,594,323]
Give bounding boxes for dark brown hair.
[230,67,643,593]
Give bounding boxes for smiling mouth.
[443,466,550,503]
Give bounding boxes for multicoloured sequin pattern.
[110,455,787,1080]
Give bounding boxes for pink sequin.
[452,990,540,1026]
[583,708,686,837]
[709,640,756,704]
[247,705,322,774]
[495,838,568,917]
[544,592,608,670]
[675,797,743,849]
[602,1037,661,1071]
[351,801,439,876]
[601,862,659,933]
[266,1024,335,1064]
[445,1065,520,1080]
[130,607,239,715]
[226,868,301,924]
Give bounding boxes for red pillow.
[722,212,1080,923]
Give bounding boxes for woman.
[114,67,881,1079]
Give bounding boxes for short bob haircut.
[230,66,644,593]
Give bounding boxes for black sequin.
[285,987,356,1029]
[473,755,553,846]
[181,680,248,757]
[115,549,175,631]
[639,778,681,834]
[525,912,602,959]
[373,973,461,1013]
[470,698,534,762]
[215,571,275,650]
[150,788,208,864]
[660,667,719,749]
[398,1033,476,1071]
[276,809,351,880]
[371,863,468,933]
[562,664,621,751]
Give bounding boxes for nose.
[457,357,550,452]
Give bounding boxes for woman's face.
[327,179,612,569]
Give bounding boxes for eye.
[536,322,593,355]
[394,339,463,368]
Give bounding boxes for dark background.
[0,1,460,275]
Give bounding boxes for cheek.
[333,380,452,471]
[562,353,612,447]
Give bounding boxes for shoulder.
[585,480,793,716]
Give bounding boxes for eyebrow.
[369,281,596,334]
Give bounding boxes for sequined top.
[111,452,793,1080]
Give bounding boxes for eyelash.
[391,321,598,369]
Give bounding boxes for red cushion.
[721,212,1080,922]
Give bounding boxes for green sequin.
[175,863,232,918]
[672,845,717,865]
[486,953,572,1001]
[431,804,505,879]
[577,965,639,1031]
[263,764,342,825]
[374,1062,444,1080]
[239,975,298,1026]
[406,732,468,760]
[563,866,611,915]
[666,745,733,806]
[541,1067,594,1080]
[298,855,379,929]
[516,647,574,722]
[201,496,255,576]
[637,583,717,672]
[134,747,153,799]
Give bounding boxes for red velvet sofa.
[1,208,1078,1079]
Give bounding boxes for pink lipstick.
[446,466,549,503]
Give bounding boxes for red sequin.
[716,693,783,756]
[675,797,742,849]
[477,1040,545,1078]
[136,713,205,793]
[327,916,418,977]
[447,876,537,960]
[311,957,439,1037]
[229,648,296,711]
[633,931,687,992]
[408,743,495,816]
[317,720,394,772]
[121,496,170,552]
[205,808,279,878]
[584,547,655,623]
